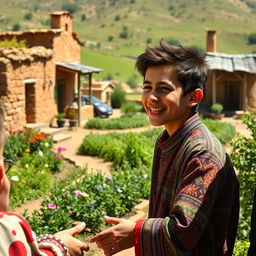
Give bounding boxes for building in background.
[0,11,101,131]
[201,30,256,114]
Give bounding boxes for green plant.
[111,86,126,108]
[231,112,256,240]
[69,109,78,120]
[55,112,65,120]
[210,103,223,114]
[121,102,142,116]
[203,119,236,144]
[62,3,80,14]
[0,37,26,48]
[248,33,256,45]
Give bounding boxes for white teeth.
[149,107,163,113]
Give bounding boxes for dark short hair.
[135,40,209,95]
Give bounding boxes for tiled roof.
[56,62,102,74]
[205,52,256,74]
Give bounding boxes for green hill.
[1,0,256,83]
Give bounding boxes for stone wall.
[0,47,57,132]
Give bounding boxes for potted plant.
[210,103,224,120]
[68,108,78,127]
[55,113,66,128]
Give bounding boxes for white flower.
[11,176,19,181]
[45,164,49,168]
[45,142,49,147]
[25,164,29,168]
[38,151,44,156]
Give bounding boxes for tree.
[12,23,20,31]
[24,13,32,20]
[248,33,256,45]
[62,3,80,14]
[81,14,87,21]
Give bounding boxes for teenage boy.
[91,41,239,256]
[0,106,89,256]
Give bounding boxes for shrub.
[26,166,150,234]
[248,33,256,45]
[231,112,256,240]
[167,38,180,46]
[12,23,21,31]
[4,129,54,161]
[111,86,126,108]
[24,13,32,20]
[121,102,142,115]
[0,37,26,48]
[210,103,223,114]
[62,3,80,14]
[203,119,235,144]
[85,114,149,130]
[114,15,120,21]
[126,74,138,88]
[108,35,114,42]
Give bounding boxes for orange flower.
[35,133,42,141]
[30,138,35,143]
[23,138,27,142]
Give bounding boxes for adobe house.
[201,30,256,114]
[82,79,115,105]
[0,11,101,132]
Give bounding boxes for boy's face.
[0,146,10,211]
[142,65,193,135]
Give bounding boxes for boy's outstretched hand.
[55,222,89,256]
[90,216,136,256]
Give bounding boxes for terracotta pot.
[211,113,224,120]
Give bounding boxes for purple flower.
[74,190,83,196]
[88,204,97,209]
[57,147,66,152]
[48,204,57,210]
[96,185,104,191]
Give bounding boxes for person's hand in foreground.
[54,222,89,256]
[90,216,136,256]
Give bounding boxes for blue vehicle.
[81,95,113,118]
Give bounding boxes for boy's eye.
[142,85,151,91]
[160,87,171,92]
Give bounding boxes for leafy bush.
[210,103,223,114]
[24,13,32,20]
[85,114,149,129]
[203,119,236,144]
[62,3,80,14]
[231,112,256,241]
[126,74,138,88]
[27,167,150,234]
[121,102,142,115]
[111,86,126,108]
[248,33,256,45]
[79,131,154,169]
[12,23,20,31]
[4,129,54,161]
[0,37,26,48]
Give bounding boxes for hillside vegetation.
[1,0,256,83]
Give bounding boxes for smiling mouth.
[149,107,165,113]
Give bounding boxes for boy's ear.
[187,89,203,107]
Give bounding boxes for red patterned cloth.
[0,211,67,256]
[134,113,239,256]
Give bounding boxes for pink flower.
[74,190,83,196]
[54,154,62,159]
[57,147,66,152]
[48,204,57,210]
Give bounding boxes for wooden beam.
[78,73,81,127]
[88,73,92,105]
[212,71,216,104]
[243,73,247,111]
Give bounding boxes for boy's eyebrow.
[143,80,150,84]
